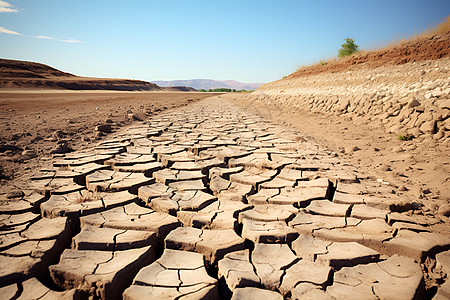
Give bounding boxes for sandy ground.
[225,94,450,214]
[0,91,217,191]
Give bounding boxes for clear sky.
[1,0,449,83]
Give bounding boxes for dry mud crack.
[0,96,449,299]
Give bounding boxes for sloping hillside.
[227,30,450,208]
[252,32,450,139]
[0,58,162,91]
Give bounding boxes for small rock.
[434,130,445,140]
[408,128,422,137]
[53,130,65,139]
[380,165,392,172]
[437,99,450,109]
[50,140,71,154]
[398,185,408,191]
[94,132,105,140]
[22,149,37,159]
[345,146,360,153]
[408,99,420,108]
[127,114,142,121]
[422,188,431,195]
[95,124,112,133]
[420,120,436,134]
[432,90,444,98]
[438,204,450,217]
[105,118,114,123]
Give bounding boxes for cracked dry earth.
[1,96,450,300]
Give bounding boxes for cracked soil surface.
[0,95,449,299]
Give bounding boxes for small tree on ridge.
[338,37,359,58]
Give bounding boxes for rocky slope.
[241,33,450,144]
[0,58,162,91]
[227,32,450,209]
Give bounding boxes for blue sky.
[1,0,449,83]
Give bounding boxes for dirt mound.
[0,58,162,91]
[290,32,450,78]
[0,58,75,78]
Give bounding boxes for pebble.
[422,188,431,195]
[379,165,392,172]
[345,145,360,153]
[398,185,408,191]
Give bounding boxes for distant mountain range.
[151,79,264,91]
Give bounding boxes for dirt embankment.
[0,58,162,91]
[228,32,450,213]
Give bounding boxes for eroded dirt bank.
[225,55,449,215]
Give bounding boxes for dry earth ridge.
[0,96,449,299]
[231,56,450,207]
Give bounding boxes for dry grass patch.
[294,15,450,74]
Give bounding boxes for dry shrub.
[436,16,450,34]
[75,190,100,203]
[295,15,450,74]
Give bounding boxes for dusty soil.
[0,91,217,191]
[1,97,446,299]
[292,32,450,77]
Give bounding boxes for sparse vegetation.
[75,190,100,203]
[436,16,450,34]
[338,37,359,58]
[292,16,450,75]
[397,134,414,141]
